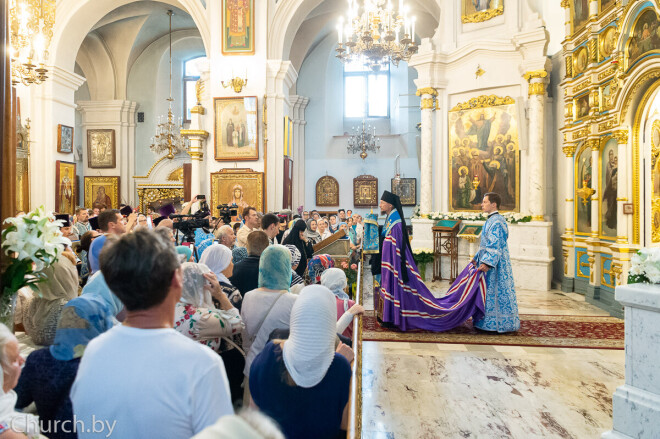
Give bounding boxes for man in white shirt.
[71,229,233,439]
[236,206,261,248]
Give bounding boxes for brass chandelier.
[9,0,55,86]
[336,0,418,71]
[347,120,380,160]
[150,10,189,159]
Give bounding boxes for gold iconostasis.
[561,0,660,316]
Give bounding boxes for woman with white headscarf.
[175,262,245,404]
[0,323,41,438]
[249,286,354,439]
[199,244,243,311]
[321,268,365,339]
[21,257,79,345]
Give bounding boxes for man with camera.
[236,206,261,248]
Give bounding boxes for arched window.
[344,60,390,119]
[183,56,207,123]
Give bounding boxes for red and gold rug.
[362,311,624,349]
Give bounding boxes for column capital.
[562,143,576,157]
[416,87,438,97]
[560,0,570,8]
[180,129,209,139]
[190,106,205,115]
[613,129,629,144]
[523,70,548,81]
[589,138,600,151]
[420,98,436,110]
[528,82,546,96]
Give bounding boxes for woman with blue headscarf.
[14,296,115,439]
[82,271,124,323]
[240,245,298,404]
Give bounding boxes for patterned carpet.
[362,311,624,349]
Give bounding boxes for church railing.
[347,252,363,439]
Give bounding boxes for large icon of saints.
[449,97,519,212]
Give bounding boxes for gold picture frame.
[56,161,76,214]
[87,129,116,168]
[84,176,120,210]
[448,94,519,213]
[573,45,589,76]
[316,175,340,207]
[599,26,617,61]
[210,169,265,216]
[461,0,504,24]
[57,124,73,154]
[222,0,255,55]
[353,175,378,207]
[214,96,259,161]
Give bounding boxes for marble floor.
[360,274,624,438]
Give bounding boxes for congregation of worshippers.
[1,200,368,439]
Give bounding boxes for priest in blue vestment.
[372,191,487,332]
[471,192,520,332]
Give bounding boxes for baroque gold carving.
[573,127,590,139]
[589,38,598,63]
[137,187,184,213]
[613,130,629,144]
[167,167,184,182]
[598,65,617,80]
[420,98,435,110]
[598,120,616,132]
[523,70,548,81]
[528,82,546,96]
[461,5,504,23]
[416,87,438,97]
[560,0,569,8]
[180,129,209,138]
[450,95,515,112]
[566,55,573,78]
[573,78,592,94]
[562,143,576,157]
[562,248,569,274]
[589,138,600,150]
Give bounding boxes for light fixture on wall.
[150,10,189,160]
[347,120,380,160]
[336,0,418,71]
[222,73,248,94]
[9,0,55,86]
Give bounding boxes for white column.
[265,60,297,212]
[416,87,437,215]
[182,87,209,199]
[614,130,629,244]
[290,95,309,211]
[524,71,548,221]
[590,139,600,239]
[28,67,86,211]
[563,144,576,235]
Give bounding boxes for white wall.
[127,33,205,176]
[298,33,421,219]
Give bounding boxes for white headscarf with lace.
[180,263,215,309]
[199,244,233,285]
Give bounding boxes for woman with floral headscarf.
[175,262,245,403]
[14,296,115,439]
[306,254,334,285]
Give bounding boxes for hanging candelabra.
[9,0,55,86]
[347,120,380,160]
[336,0,418,71]
[150,10,189,159]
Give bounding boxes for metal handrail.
[346,252,364,438]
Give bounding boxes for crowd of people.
[1,198,367,438]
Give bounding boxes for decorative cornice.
[450,95,515,112]
[416,87,438,97]
[523,70,548,81]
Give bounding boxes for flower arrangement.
[340,260,358,288]
[412,248,434,281]
[1,207,71,326]
[412,205,532,224]
[628,248,660,284]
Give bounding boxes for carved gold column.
[416,87,437,215]
[589,139,600,238]
[524,70,548,221]
[562,142,576,236]
[613,130,629,243]
[181,84,208,197]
